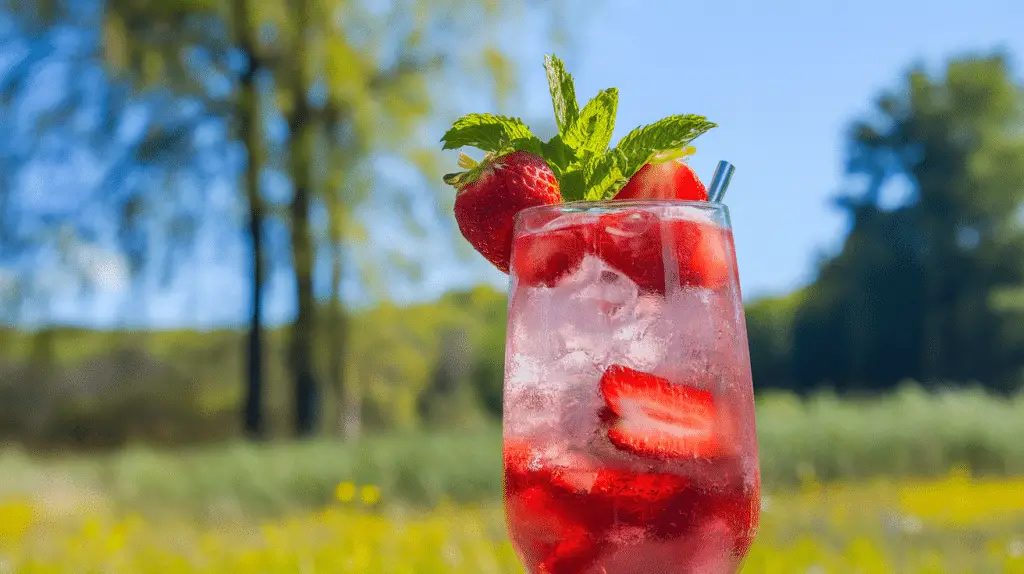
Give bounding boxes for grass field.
[3,385,1024,516]
[3,388,1024,572]
[2,471,1024,572]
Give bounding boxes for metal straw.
[707,160,735,203]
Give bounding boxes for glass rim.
[516,199,728,223]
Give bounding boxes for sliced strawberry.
[539,522,600,574]
[512,225,590,287]
[671,219,732,290]
[594,209,665,293]
[506,485,567,565]
[593,469,691,502]
[505,440,600,495]
[503,438,539,494]
[614,159,708,202]
[595,211,733,293]
[591,468,691,525]
[506,482,600,574]
[599,365,721,460]
[547,451,601,494]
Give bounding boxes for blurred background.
[1,0,1023,572]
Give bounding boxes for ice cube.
[506,354,542,388]
[556,349,604,377]
[609,294,669,371]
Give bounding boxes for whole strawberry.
[441,54,717,281]
[446,151,561,273]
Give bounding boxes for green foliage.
[755,384,1024,486]
[745,290,804,391]
[0,286,508,447]
[543,54,580,135]
[440,114,540,153]
[441,54,716,201]
[612,115,716,181]
[748,53,1024,394]
[2,386,1024,517]
[562,88,618,154]
[98,0,585,436]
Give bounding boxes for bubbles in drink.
[504,204,759,574]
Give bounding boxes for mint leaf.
[509,137,544,156]
[558,165,587,202]
[544,55,579,136]
[441,113,538,152]
[583,149,628,200]
[615,115,716,177]
[563,88,618,154]
[540,135,577,176]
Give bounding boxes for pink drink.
[503,201,760,574]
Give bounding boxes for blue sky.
[12,0,1024,328]
[497,0,1024,300]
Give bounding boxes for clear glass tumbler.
[503,200,760,574]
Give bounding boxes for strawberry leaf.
[544,55,579,136]
[441,113,539,152]
[615,115,717,178]
[563,88,618,154]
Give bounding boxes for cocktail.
[441,56,759,573]
[504,199,758,573]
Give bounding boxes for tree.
[230,0,266,438]
[0,1,222,449]
[101,0,581,437]
[103,0,269,435]
[793,53,1024,393]
[744,290,803,391]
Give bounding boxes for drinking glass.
[503,200,760,574]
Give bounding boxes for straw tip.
[707,160,736,203]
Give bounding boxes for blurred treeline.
[0,0,566,448]
[0,2,1023,449]
[747,55,1024,395]
[0,286,508,448]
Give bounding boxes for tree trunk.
[288,0,319,437]
[290,156,318,437]
[327,211,356,440]
[920,217,943,386]
[233,0,265,439]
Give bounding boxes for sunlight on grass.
[2,473,1024,572]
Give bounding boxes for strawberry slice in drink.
[590,468,692,526]
[594,212,732,293]
[506,484,599,574]
[594,158,732,293]
[671,218,732,290]
[504,441,603,574]
[599,365,722,460]
[593,210,664,293]
[512,224,590,287]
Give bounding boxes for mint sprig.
[563,87,618,155]
[440,113,542,154]
[615,115,716,178]
[544,55,579,135]
[440,54,717,201]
